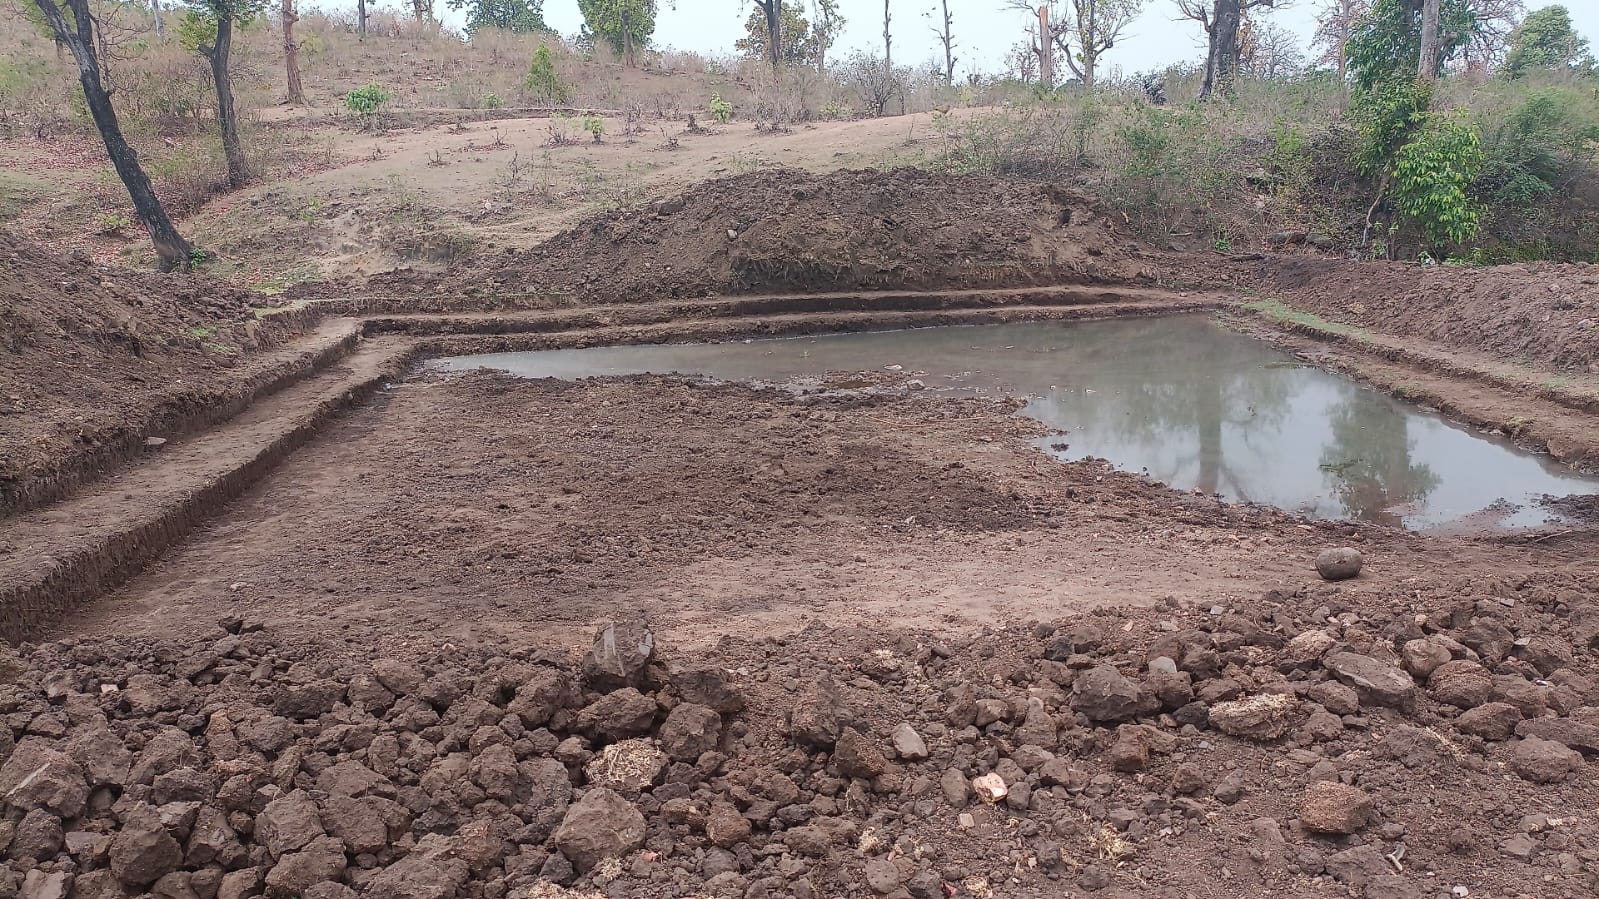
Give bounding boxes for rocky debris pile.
[3,568,1599,899]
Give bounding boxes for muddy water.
[435,315,1599,531]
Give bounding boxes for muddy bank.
[292,168,1156,305]
[1261,256,1599,373]
[0,230,312,517]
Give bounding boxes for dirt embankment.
[301,168,1155,306]
[0,230,306,516]
[1262,256,1599,373]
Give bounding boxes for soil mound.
[5,567,1598,898]
[346,168,1153,306]
[0,230,288,515]
[1263,256,1599,372]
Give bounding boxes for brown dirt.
[296,168,1154,304]
[0,230,312,515]
[1261,255,1599,373]
[9,371,1599,899]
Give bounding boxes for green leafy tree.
[1345,0,1476,90]
[1502,5,1593,77]
[735,0,815,64]
[446,0,548,34]
[525,46,572,103]
[1390,117,1484,245]
[178,0,268,189]
[578,0,656,67]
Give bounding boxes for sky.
[487,0,1599,81]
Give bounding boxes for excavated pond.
[436,314,1599,531]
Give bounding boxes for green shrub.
[345,83,389,116]
[582,115,605,143]
[709,93,733,124]
[526,48,571,105]
[1390,117,1484,246]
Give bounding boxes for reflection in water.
[1319,400,1442,527]
[435,315,1599,531]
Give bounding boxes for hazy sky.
[502,0,1599,80]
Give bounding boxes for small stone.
[971,773,1007,803]
[833,727,887,779]
[1281,631,1337,669]
[1428,660,1493,709]
[1300,782,1374,834]
[863,857,903,895]
[658,703,721,762]
[704,802,751,849]
[891,724,929,761]
[581,619,655,691]
[1315,548,1363,580]
[109,803,183,887]
[1072,666,1146,722]
[789,674,845,749]
[1106,731,1148,772]
[1209,693,1294,740]
[1324,652,1416,709]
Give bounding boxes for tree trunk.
[1417,0,1442,82]
[31,0,192,270]
[151,0,164,37]
[1200,0,1241,99]
[283,0,306,104]
[882,0,891,70]
[1037,6,1052,87]
[622,8,635,67]
[204,15,248,189]
[357,0,366,37]
[939,0,954,84]
[757,0,780,69]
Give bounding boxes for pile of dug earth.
[3,557,1598,899]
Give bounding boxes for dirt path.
[56,371,1594,658]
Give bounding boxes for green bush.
[709,94,733,124]
[345,83,389,116]
[1477,89,1599,205]
[1390,117,1484,246]
[582,115,605,143]
[526,48,571,105]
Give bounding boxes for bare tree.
[1007,0,1145,86]
[1311,0,1368,91]
[357,0,366,36]
[882,0,891,70]
[927,0,956,83]
[27,0,193,269]
[810,0,843,70]
[1462,0,1524,73]
[1005,37,1041,81]
[1241,17,1304,76]
[1179,0,1282,98]
[282,0,305,104]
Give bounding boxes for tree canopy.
[578,0,657,61]
[447,0,549,34]
[1345,0,1476,90]
[734,1,818,64]
[1502,5,1594,77]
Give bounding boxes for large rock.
[1456,703,1522,741]
[658,703,722,761]
[1515,717,1599,754]
[1510,736,1583,783]
[553,788,646,872]
[109,803,182,887]
[263,836,346,897]
[1071,666,1146,723]
[669,666,744,714]
[581,620,655,692]
[1,743,89,819]
[1280,631,1337,670]
[704,801,751,849]
[575,688,657,742]
[1208,694,1295,741]
[1324,652,1416,710]
[1300,782,1374,834]
[1315,548,1363,581]
[506,668,570,728]
[255,792,326,858]
[833,727,887,779]
[362,854,468,899]
[789,674,845,749]
[1427,660,1492,710]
